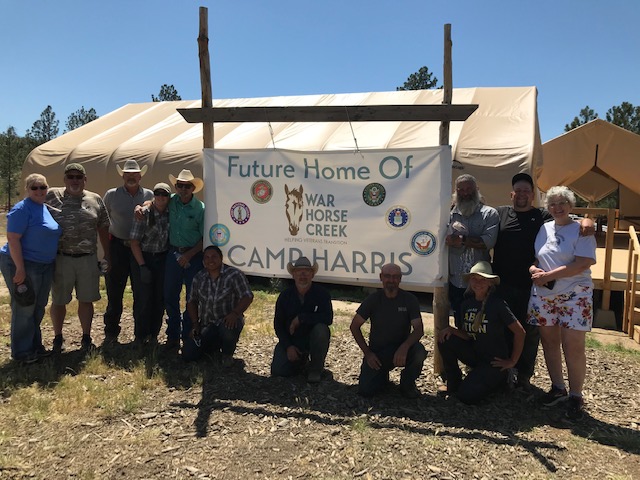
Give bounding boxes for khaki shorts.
[51,253,101,304]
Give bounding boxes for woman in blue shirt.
[0,174,61,363]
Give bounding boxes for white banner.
[204,147,451,289]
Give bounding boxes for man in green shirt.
[164,169,205,349]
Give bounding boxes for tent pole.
[198,7,214,149]
[433,23,453,376]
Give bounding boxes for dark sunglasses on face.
[176,182,194,190]
[154,191,170,197]
[66,174,84,180]
[30,185,48,191]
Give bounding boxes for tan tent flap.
[538,119,640,226]
[23,87,540,207]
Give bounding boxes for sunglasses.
[66,174,84,180]
[175,182,194,190]
[30,185,48,191]
[154,191,170,197]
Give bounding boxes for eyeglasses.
[66,174,84,180]
[175,182,194,190]
[154,191,170,197]
[548,200,569,209]
[30,185,48,191]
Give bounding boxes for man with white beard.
[445,174,499,323]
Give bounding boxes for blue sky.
[1,0,638,142]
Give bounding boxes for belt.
[111,236,130,245]
[145,250,168,257]
[170,245,193,254]
[59,252,92,258]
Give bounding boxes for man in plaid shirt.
[182,245,253,366]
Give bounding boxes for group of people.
[1,165,597,418]
[0,161,210,361]
[443,173,596,420]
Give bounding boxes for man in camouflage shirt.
[46,163,111,352]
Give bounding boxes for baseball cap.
[64,163,86,175]
[153,182,172,195]
[511,172,533,188]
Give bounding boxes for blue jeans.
[182,320,244,361]
[164,248,203,341]
[0,254,54,360]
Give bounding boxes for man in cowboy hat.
[271,256,333,383]
[350,263,427,398]
[164,169,205,349]
[102,160,154,344]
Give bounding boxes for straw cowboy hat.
[287,256,319,275]
[116,159,148,177]
[462,261,500,285]
[168,169,204,193]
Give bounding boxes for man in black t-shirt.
[492,173,593,388]
[350,263,427,398]
[492,173,551,388]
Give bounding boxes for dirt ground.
[1,300,640,480]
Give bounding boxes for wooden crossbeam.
[177,104,478,124]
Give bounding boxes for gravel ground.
[1,306,639,480]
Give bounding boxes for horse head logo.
[284,184,304,236]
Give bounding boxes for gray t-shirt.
[356,289,421,350]
[103,185,154,239]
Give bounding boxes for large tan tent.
[537,119,640,229]
[23,87,540,208]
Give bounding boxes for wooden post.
[433,24,453,375]
[601,208,616,310]
[198,7,214,149]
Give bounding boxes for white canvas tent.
[23,87,540,208]
[537,119,640,229]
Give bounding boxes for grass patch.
[2,354,165,423]
[350,415,371,432]
[586,335,640,358]
[243,290,277,338]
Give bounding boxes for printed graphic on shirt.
[463,307,487,338]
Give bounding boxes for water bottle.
[98,259,109,275]
[174,251,191,269]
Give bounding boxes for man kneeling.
[350,263,427,398]
[270,257,333,383]
[183,246,253,366]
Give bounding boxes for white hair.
[545,186,576,208]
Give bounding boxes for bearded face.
[453,180,481,217]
